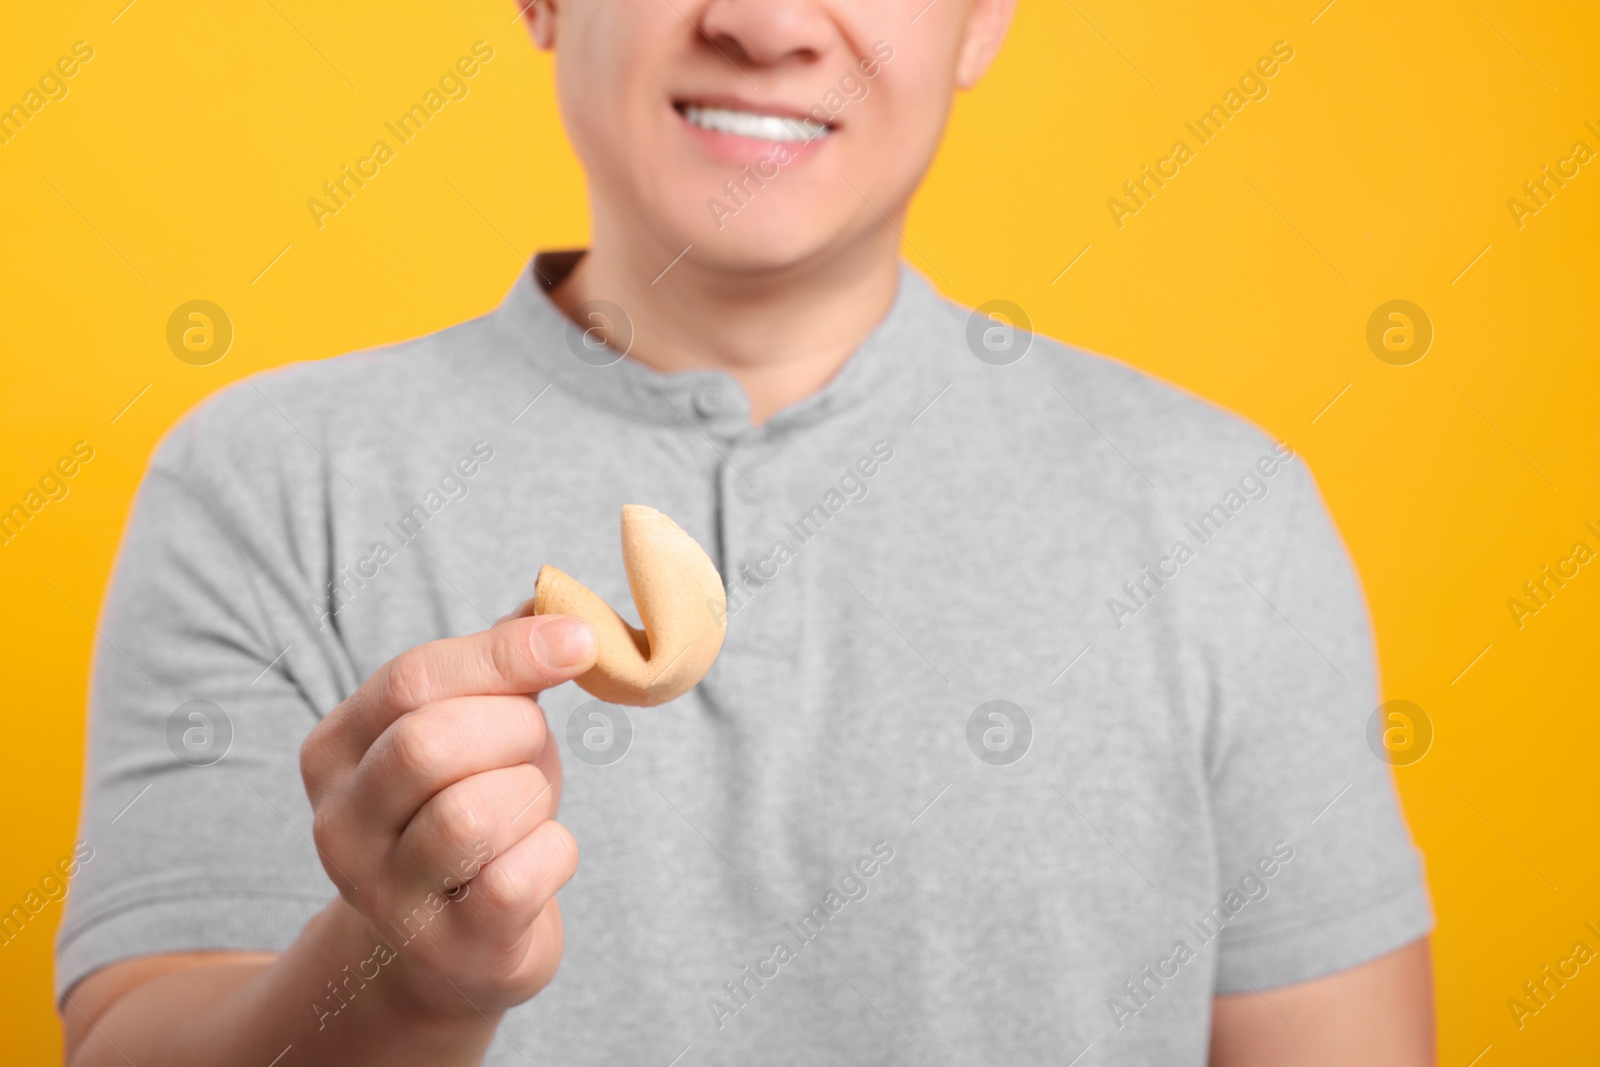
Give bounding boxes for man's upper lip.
[674,93,837,127]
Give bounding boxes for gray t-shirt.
[58,252,1431,1065]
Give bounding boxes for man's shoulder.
[1037,332,1280,470]
[923,297,1312,580]
[925,289,1286,487]
[149,311,515,485]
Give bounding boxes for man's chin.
[682,219,866,280]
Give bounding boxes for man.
[58,1,1435,1064]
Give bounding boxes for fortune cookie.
[533,505,726,706]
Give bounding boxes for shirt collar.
[490,250,945,439]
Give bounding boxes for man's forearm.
[65,898,502,1067]
[1209,938,1435,1066]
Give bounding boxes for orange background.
[2,0,1597,1062]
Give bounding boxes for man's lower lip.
[677,111,829,166]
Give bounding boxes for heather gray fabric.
[58,252,1432,1065]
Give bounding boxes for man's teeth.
[682,105,829,143]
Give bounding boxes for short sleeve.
[1203,457,1433,992]
[54,392,355,1001]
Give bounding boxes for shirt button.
[693,383,731,418]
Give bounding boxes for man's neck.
[548,221,904,426]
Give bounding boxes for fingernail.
[534,617,595,668]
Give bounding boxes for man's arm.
[62,907,497,1067]
[1209,938,1435,1067]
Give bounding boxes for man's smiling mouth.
[677,103,832,144]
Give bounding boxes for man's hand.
[63,613,597,1067]
[299,612,598,1017]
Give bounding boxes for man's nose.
[697,0,835,68]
